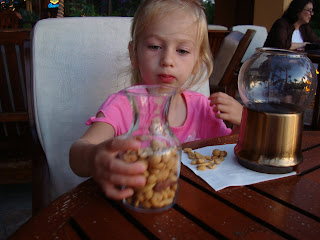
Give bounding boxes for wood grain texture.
[9,132,320,240]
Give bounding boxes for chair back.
[29,17,133,209]
[29,17,210,213]
[231,25,268,63]
[0,29,32,184]
[208,29,230,58]
[0,10,19,29]
[209,29,256,97]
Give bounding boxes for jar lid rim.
[256,47,307,56]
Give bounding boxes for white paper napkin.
[181,144,296,191]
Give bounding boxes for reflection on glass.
[238,48,317,113]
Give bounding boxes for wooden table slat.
[51,222,83,240]
[122,197,219,240]
[180,166,320,239]
[70,196,150,240]
[178,180,287,240]
[9,181,100,240]
[297,146,320,173]
[252,169,320,219]
[72,189,220,240]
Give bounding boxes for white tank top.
[292,30,304,43]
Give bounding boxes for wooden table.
[9,132,320,240]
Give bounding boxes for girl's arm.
[69,119,147,200]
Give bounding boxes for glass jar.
[122,85,181,212]
[238,47,317,113]
[235,48,318,173]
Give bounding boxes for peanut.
[183,148,192,153]
[183,147,228,171]
[123,142,180,210]
[212,149,220,157]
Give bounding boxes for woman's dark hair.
[282,0,313,23]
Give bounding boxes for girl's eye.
[177,49,189,55]
[148,45,160,50]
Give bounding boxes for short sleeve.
[85,91,133,136]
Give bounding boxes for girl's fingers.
[101,181,134,200]
[104,171,146,188]
[101,157,147,175]
[105,136,141,152]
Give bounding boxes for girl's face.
[134,9,200,88]
[298,2,314,24]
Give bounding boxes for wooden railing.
[0,29,32,184]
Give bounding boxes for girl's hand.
[92,136,147,200]
[208,92,243,126]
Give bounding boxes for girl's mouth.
[159,74,175,83]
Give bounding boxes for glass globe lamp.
[234,48,317,173]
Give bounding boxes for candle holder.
[235,48,317,173]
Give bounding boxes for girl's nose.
[160,49,174,67]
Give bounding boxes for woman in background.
[264,0,320,51]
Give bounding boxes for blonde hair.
[129,0,213,90]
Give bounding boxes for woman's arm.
[290,42,309,50]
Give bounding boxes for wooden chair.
[231,25,268,63]
[208,29,230,58]
[209,29,256,98]
[0,29,32,184]
[0,10,20,29]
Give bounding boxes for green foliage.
[19,9,39,22]
[19,8,39,28]
[111,0,141,17]
[203,0,215,24]
[68,0,98,17]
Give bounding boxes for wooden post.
[57,0,64,18]
[108,0,112,16]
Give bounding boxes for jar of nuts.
[122,85,181,212]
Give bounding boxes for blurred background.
[0,0,318,36]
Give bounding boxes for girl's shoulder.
[107,89,127,100]
[100,89,129,108]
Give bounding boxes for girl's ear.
[128,41,137,67]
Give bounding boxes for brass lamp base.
[234,106,303,174]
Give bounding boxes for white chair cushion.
[207,24,228,31]
[231,25,268,62]
[209,31,244,87]
[32,17,133,200]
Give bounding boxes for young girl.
[69,0,242,201]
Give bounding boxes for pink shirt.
[86,90,231,143]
